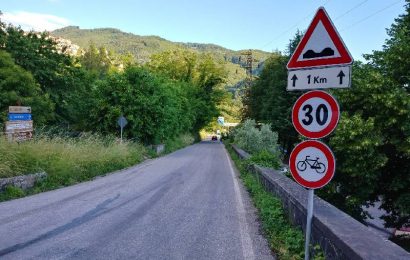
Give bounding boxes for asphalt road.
[0,142,274,260]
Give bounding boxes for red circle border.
[292,90,340,139]
[289,140,335,189]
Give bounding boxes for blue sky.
[0,0,406,60]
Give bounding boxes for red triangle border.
[287,7,353,69]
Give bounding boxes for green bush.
[234,119,262,153]
[233,119,280,155]
[260,124,279,151]
[249,149,281,169]
[0,186,25,201]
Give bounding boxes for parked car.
[211,135,218,141]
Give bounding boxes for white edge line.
[223,145,256,260]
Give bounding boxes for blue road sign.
[8,113,32,121]
[117,116,128,128]
[217,116,224,126]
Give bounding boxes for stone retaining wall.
[231,144,409,259]
[0,172,47,192]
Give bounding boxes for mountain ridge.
[51,26,270,63]
[51,26,270,91]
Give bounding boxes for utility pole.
[241,49,253,88]
[240,49,258,119]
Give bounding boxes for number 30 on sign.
[292,90,340,139]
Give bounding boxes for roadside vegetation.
[0,132,148,201]
[232,119,281,169]
[0,14,228,199]
[164,133,195,154]
[226,120,324,259]
[0,131,196,202]
[0,15,229,144]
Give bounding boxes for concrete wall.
[231,145,409,260]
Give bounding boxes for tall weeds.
[0,133,147,185]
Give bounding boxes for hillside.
[51,26,271,91]
[52,26,270,63]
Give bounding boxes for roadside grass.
[226,143,325,260]
[0,132,197,202]
[0,133,148,201]
[164,133,195,154]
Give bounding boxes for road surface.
[0,142,274,260]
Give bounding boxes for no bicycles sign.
[289,140,335,189]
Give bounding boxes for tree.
[365,1,410,92]
[0,18,98,128]
[148,49,227,134]
[0,50,53,124]
[333,1,410,227]
[90,66,196,144]
[80,43,125,78]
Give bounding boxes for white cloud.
[2,11,70,32]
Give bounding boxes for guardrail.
[231,144,409,260]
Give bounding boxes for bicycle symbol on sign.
[297,156,326,174]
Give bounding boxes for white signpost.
[5,120,33,132]
[5,106,33,142]
[287,65,351,90]
[8,106,32,114]
[287,7,353,91]
[286,7,352,260]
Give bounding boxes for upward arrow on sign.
[286,7,353,91]
[337,70,345,84]
[291,74,298,87]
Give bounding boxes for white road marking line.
[224,146,256,260]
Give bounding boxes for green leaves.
[0,50,53,124]
[233,119,280,156]
[316,113,386,219]
[148,49,227,133]
[88,66,203,144]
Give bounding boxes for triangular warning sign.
[287,7,353,69]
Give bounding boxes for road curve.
[0,142,274,260]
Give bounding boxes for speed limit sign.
[292,90,340,139]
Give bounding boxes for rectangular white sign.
[5,120,33,132]
[287,65,351,91]
[9,106,32,113]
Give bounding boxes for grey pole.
[304,189,314,260]
[120,126,123,144]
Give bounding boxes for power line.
[258,0,331,50]
[334,0,369,21]
[341,0,403,32]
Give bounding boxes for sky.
[0,0,407,60]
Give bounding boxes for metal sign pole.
[304,189,314,260]
[120,126,123,144]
